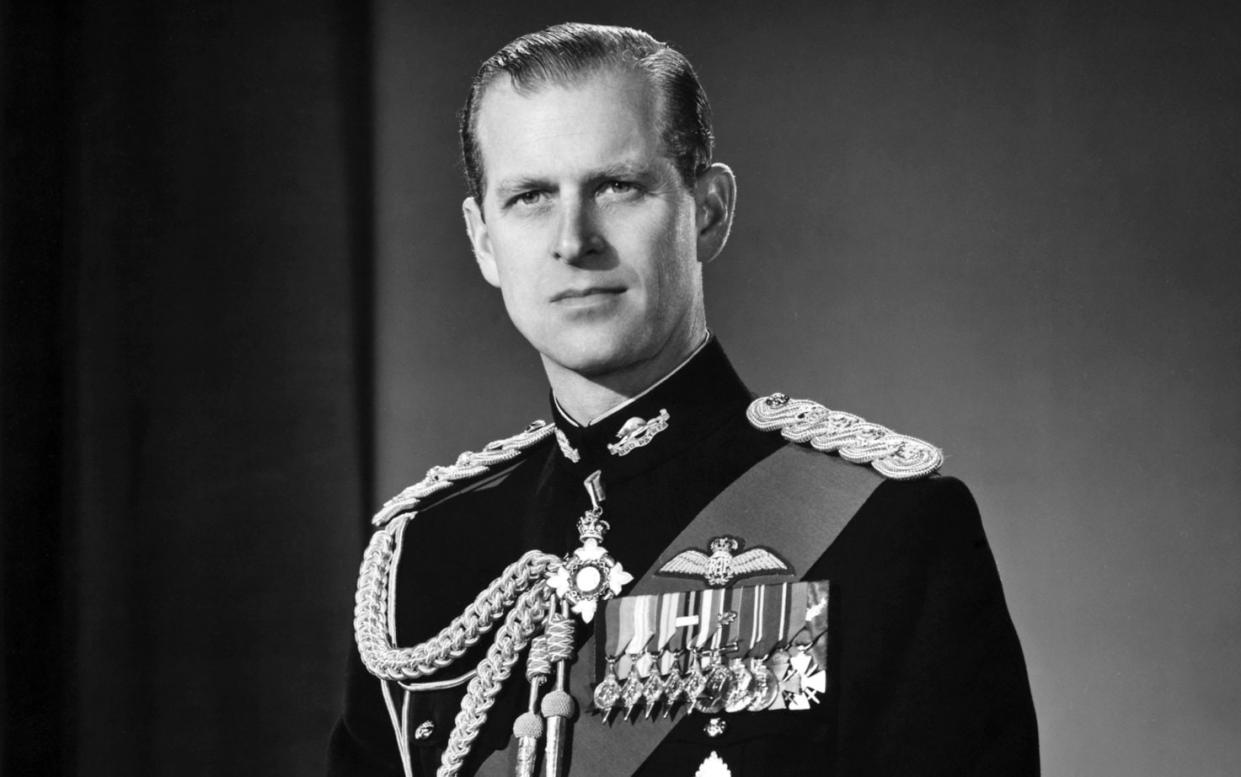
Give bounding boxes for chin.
[547,346,635,379]
[537,330,647,380]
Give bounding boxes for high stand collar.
[548,337,753,484]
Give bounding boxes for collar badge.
[657,535,793,587]
[607,408,670,457]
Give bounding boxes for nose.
[552,200,603,264]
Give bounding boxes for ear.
[694,163,737,264]
[462,196,501,288]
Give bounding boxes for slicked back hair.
[459,23,714,206]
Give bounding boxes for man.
[329,22,1038,777]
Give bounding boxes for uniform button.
[704,717,727,737]
[414,720,435,740]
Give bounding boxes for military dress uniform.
[327,338,1038,776]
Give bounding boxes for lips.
[550,286,625,303]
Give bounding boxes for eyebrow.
[493,176,553,199]
[492,161,659,199]
[594,162,653,181]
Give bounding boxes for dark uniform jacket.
[328,339,1039,776]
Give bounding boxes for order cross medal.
[547,470,632,622]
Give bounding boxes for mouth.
[550,286,626,304]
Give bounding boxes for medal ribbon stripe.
[624,595,654,656]
[754,583,784,659]
[747,584,764,658]
[708,589,724,652]
[805,581,829,646]
[643,595,659,655]
[787,583,809,646]
[713,587,736,650]
[616,595,638,680]
[776,583,790,650]
[603,589,622,658]
[695,590,716,650]
[682,590,698,651]
[735,586,756,656]
[656,592,680,653]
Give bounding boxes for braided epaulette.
[372,420,557,527]
[746,393,943,480]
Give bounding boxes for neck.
[545,325,708,424]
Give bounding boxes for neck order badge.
[546,471,634,623]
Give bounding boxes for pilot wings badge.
[657,536,793,587]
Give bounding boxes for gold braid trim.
[372,420,557,527]
[746,393,943,480]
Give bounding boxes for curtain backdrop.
[2,1,370,774]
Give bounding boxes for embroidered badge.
[607,409,670,457]
[657,536,793,587]
[554,428,580,463]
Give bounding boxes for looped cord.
[437,581,555,777]
[354,514,560,681]
[353,514,569,777]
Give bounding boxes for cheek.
[650,214,698,300]
[489,235,542,311]
[497,274,539,322]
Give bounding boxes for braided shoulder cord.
[373,420,557,527]
[746,393,944,479]
[354,514,560,681]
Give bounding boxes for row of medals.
[592,642,823,721]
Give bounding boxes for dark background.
[2,1,1238,775]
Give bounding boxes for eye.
[601,180,636,195]
[511,190,546,207]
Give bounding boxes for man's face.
[463,68,706,384]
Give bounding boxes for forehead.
[474,68,668,191]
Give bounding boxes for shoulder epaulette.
[746,393,943,480]
[371,420,557,527]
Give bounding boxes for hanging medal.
[747,582,784,711]
[787,582,829,710]
[593,594,625,719]
[620,596,656,719]
[682,651,708,714]
[659,649,687,719]
[723,585,758,713]
[643,592,681,718]
[680,590,710,711]
[696,587,736,714]
[778,584,811,709]
[547,470,633,623]
[660,590,696,718]
[610,595,640,721]
[639,650,664,720]
[764,583,795,711]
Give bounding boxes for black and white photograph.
[2,2,1238,776]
